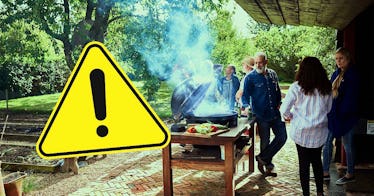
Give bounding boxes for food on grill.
[186,123,227,134]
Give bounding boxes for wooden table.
[162,118,255,196]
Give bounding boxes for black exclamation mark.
[90,69,108,137]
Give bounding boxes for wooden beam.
[171,159,225,171]
[235,0,374,30]
[254,0,273,24]
[276,0,286,24]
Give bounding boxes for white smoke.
[137,5,215,85]
[125,1,234,115]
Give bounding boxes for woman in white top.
[280,57,332,196]
[235,56,254,105]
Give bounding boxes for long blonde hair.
[332,47,351,98]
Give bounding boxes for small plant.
[22,175,39,193]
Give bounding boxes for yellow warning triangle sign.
[36,41,170,159]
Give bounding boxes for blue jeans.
[257,117,287,168]
[323,128,355,175]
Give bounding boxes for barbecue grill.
[170,78,238,131]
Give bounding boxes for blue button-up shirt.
[242,69,282,121]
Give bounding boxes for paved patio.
[64,126,374,196]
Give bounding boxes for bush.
[0,20,68,99]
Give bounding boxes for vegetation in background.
[210,10,257,69]
[0,82,291,117]
[0,0,336,117]
[254,25,336,81]
[120,0,226,100]
[0,0,131,70]
[0,20,68,98]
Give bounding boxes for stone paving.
[69,128,371,196]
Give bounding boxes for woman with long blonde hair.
[322,47,360,185]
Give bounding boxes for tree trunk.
[62,40,75,70]
[89,0,113,42]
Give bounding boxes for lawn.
[0,81,291,117]
[0,93,60,114]
[0,82,174,118]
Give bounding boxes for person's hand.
[283,113,293,122]
[235,90,243,102]
[281,93,286,99]
[235,95,240,102]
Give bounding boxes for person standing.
[323,47,359,185]
[236,56,255,104]
[242,52,287,174]
[280,57,332,196]
[220,65,240,111]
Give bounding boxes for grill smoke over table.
[123,3,237,127]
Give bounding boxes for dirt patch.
[0,112,49,122]
[0,145,57,165]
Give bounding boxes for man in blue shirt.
[242,52,287,175]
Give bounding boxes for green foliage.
[1,0,128,70]
[120,0,226,101]
[254,25,336,81]
[294,26,337,75]
[0,20,68,98]
[22,176,40,193]
[0,0,337,109]
[210,10,256,75]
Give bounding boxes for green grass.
[0,82,174,118]
[22,176,39,193]
[0,81,291,118]
[279,81,291,95]
[279,81,292,87]
[148,82,172,119]
[0,93,60,114]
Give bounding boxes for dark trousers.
[257,117,287,168]
[296,144,323,196]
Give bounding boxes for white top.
[239,70,253,90]
[280,82,332,148]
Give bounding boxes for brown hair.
[296,57,331,95]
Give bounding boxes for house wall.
[341,5,374,164]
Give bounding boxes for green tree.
[1,0,128,70]
[295,26,336,75]
[254,25,336,81]
[120,0,226,100]
[210,10,256,76]
[0,20,68,96]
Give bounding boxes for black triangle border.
[38,43,170,157]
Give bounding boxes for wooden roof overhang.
[235,0,374,30]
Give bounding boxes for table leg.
[248,124,256,172]
[162,144,172,196]
[224,142,235,196]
